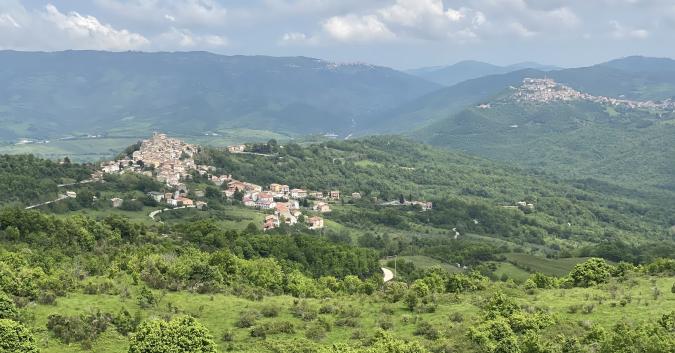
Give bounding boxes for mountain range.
[0,50,439,140]
[2,51,675,196]
[406,60,561,86]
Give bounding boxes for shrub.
[305,323,327,341]
[449,312,464,323]
[290,301,318,321]
[222,329,234,342]
[319,303,337,315]
[414,321,440,340]
[46,309,112,345]
[335,317,360,327]
[582,304,595,314]
[236,310,260,328]
[260,305,280,318]
[137,287,158,309]
[128,316,217,353]
[37,290,57,305]
[112,308,141,336]
[568,258,614,287]
[0,292,18,320]
[0,319,39,353]
[378,316,394,330]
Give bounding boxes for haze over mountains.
[406,60,561,86]
[2,51,675,194]
[0,50,438,140]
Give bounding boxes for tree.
[0,319,39,353]
[568,258,614,287]
[128,316,217,353]
[0,292,18,320]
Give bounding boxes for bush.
[236,310,260,328]
[335,317,360,327]
[137,287,158,309]
[449,312,464,323]
[260,305,280,318]
[378,316,394,330]
[37,290,57,305]
[128,316,217,353]
[46,309,112,345]
[0,319,39,353]
[222,329,234,342]
[0,292,18,320]
[305,323,327,341]
[112,309,141,336]
[414,321,440,340]
[568,258,614,287]
[290,301,318,321]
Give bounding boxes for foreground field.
[23,274,675,353]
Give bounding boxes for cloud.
[323,14,395,42]
[321,0,485,43]
[0,2,149,51]
[0,13,21,28]
[95,0,228,28]
[609,20,649,39]
[279,32,320,45]
[42,4,149,50]
[312,0,582,43]
[156,27,228,48]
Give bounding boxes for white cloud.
[42,4,149,50]
[95,0,228,27]
[279,31,320,45]
[320,0,485,42]
[323,14,395,42]
[609,20,649,39]
[0,13,21,28]
[156,27,228,48]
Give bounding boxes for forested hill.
[0,154,92,205]
[414,87,675,195]
[0,50,438,140]
[197,137,673,247]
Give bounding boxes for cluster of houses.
[96,134,382,232]
[501,201,535,211]
[513,78,675,111]
[224,181,346,231]
[380,199,434,211]
[100,133,198,188]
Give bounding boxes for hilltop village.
[509,78,675,111]
[95,133,429,231]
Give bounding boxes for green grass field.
[504,253,592,277]
[24,274,675,353]
[393,255,463,274]
[0,129,292,162]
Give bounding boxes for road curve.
[382,267,394,283]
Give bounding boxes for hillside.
[2,147,675,353]
[0,50,439,140]
[413,78,675,198]
[197,137,674,256]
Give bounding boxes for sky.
[1,0,675,69]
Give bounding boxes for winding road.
[381,267,394,283]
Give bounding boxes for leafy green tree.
[128,316,217,353]
[568,258,614,287]
[0,319,39,353]
[0,292,18,320]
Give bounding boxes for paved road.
[149,205,196,222]
[25,195,68,210]
[57,179,96,188]
[382,267,394,283]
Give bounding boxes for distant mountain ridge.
[406,60,561,86]
[0,50,439,140]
